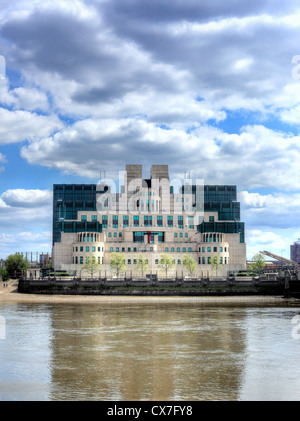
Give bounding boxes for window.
[80,256,83,264]
[220,257,223,264]
[128,259,131,264]
[208,257,211,264]
[114,232,117,237]
[128,247,131,252]
[81,215,87,221]
[188,216,194,228]
[144,216,152,226]
[183,247,186,252]
[116,247,119,252]
[80,246,83,252]
[108,232,112,237]
[213,247,217,252]
[207,247,211,252]
[133,247,137,252]
[98,247,100,252]
[178,216,183,228]
[155,259,159,264]
[102,215,108,228]
[157,216,163,227]
[92,246,95,252]
[122,247,125,252]
[177,259,181,264]
[202,257,205,264]
[209,216,215,222]
[165,247,169,252]
[225,257,227,264]
[113,216,118,228]
[202,247,205,252]
[119,232,122,237]
[171,247,174,252]
[123,215,129,228]
[185,233,188,238]
[134,215,139,227]
[110,247,113,252]
[98,257,101,264]
[86,246,89,252]
[177,247,180,252]
[220,247,223,252]
[180,233,183,238]
[92,215,97,221]
[188,247,192,252]
[133,259,137,264]
[174,233,177,238]
[168,216,173,227]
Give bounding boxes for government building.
[52,165,246,277]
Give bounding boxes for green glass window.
[123,215,129,228]
[92,215,97,221]
[81,215,87,221]
[102,215,108,228]
[157,216,163,227]
[144,216,152,226]
[134,215,139,227]
[178,216,183,228]
[113,216,118,228]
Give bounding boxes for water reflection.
[48,303,248,400]
[1,301,300,401]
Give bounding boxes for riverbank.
[0,279,298,306]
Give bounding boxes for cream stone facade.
[52,165,246,277]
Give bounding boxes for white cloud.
[0,107,63,144]
[1,189,52,207]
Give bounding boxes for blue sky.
[0,0,300,259]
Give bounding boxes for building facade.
[291,240,300,263]
[52,164,246,277]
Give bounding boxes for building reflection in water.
[48,302,248,400]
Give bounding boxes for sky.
[0,0,300,260]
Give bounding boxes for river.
[0,298,300,401]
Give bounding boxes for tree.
[182,254,197,277]
[136,254,148,277]
[250,253,266,274]
[159,254,175,278]
[110,253,126,278]
[82,253,101,279]
[0,267,9,281]
[211,255,222,277]
[5,253,29,278]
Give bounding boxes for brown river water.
[0,296,300,401]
